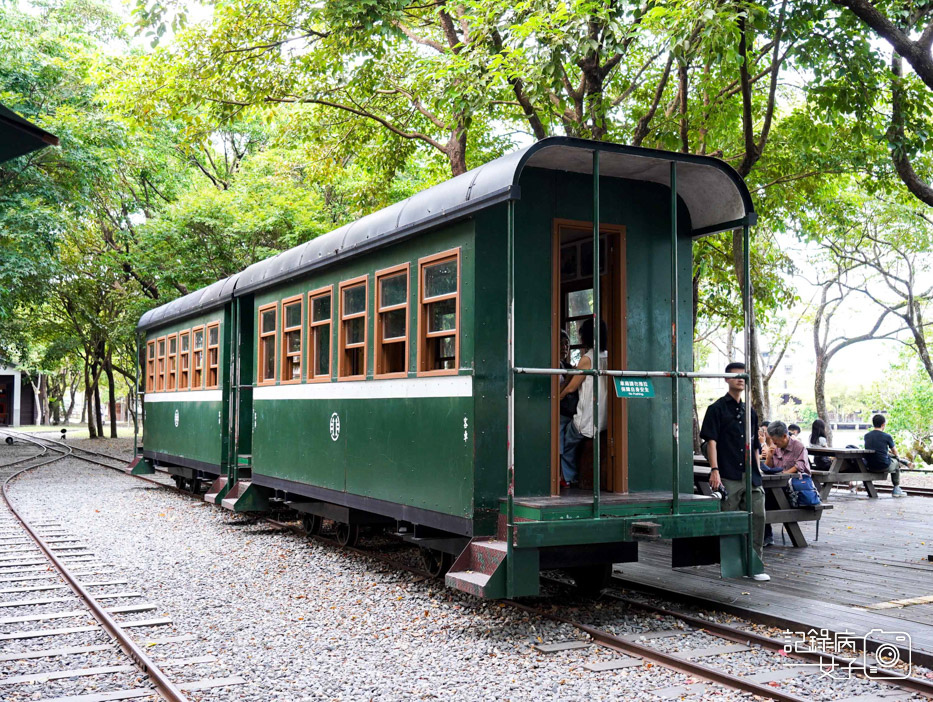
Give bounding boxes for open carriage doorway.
[550,220,628,496]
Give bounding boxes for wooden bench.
[694,462,832,548]
[808,446,893,499]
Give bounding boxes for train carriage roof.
[137,275,240,331]
[138,137,754,331]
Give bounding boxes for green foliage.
[869,356,933,450]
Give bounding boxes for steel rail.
[873,484,933,497]
[0,429,188,702]
[598,589,933,699]
[0,442,49,471]
[506,598,810,702]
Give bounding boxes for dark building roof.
[138,137,755,331]
[0,104,59,163]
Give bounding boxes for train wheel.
[420,548,452,578]
[190,478,202,494]
[567,563,612,596]
[335,522,359,548]
[301,514,322,536]
[172,475,185,490]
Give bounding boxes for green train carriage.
[137,137,762,598]
[136,277,238,490]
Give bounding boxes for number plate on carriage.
[613,377,655,398]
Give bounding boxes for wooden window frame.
[257,303,279,386]
[280,295,304,384]
[178,330,190,391]
[146,341,156,394]
[307,286,334,383]
[206,322,220,390]
[417,248,461,377]
[374,263,410,379]
[156,336,166,392]
[166,333,178,391]
[191,325,205,390]
[338,275,368,381]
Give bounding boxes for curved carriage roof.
[137,274,240,331]
[138,137,754,331]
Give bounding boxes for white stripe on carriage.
[144,390,223,403]
[253,375,472,401]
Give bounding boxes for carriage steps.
[445,538,539,599]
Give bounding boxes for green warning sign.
[613,377,655,398]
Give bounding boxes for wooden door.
[550,220,627,494]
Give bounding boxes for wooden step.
[220,481,251,511]
[204,477,228,505]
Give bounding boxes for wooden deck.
[612,488,933,666]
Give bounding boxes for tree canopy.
[1,0,931,441]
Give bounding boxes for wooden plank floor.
[613,489,933,664]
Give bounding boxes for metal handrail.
[515,367,749,380]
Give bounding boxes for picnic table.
[693,459,832,548]
[807,446,893,499]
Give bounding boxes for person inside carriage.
[558,319,608,489]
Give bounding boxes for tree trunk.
[814,354,832,445]
[84,363,96,439]
[93,379,104,440]
[64,372,77,424]
[39,374,49,425]
[105,356,118,439]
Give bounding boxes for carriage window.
[156,336,166,392]
[376,266,409,377]
[339,277,367,380]
[565,289,593,365]
[308,288,332,380]
[167,334,178,391]
[206,323,220,389]
[258,304,278,384]
[146,341,155,394]
[281,297,303,382]
[192,326,205,389]
[418,250,459,374]
[179,331,190,390]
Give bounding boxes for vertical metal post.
[134,334,140,459]
[743,220,754,574]
[591,150,601,519]
[506,199,516,597]
[670,162,680,516]
[231,297,240,485]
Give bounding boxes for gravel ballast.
[5,457,747,702]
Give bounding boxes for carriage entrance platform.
[611,491,933,667]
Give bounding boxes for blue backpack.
[791,473,821,506]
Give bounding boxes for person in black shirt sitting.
[700,361,769,581]
[864,414,905,498]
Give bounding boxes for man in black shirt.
[700,361,768,581]
[865,414,904,497]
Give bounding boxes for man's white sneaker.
[746,572,771,582]
[892,486,906,497]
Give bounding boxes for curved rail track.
[0,430,244,701]
[5,428,933,701]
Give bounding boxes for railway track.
[0,429,245,701]
[7,429,933,701]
